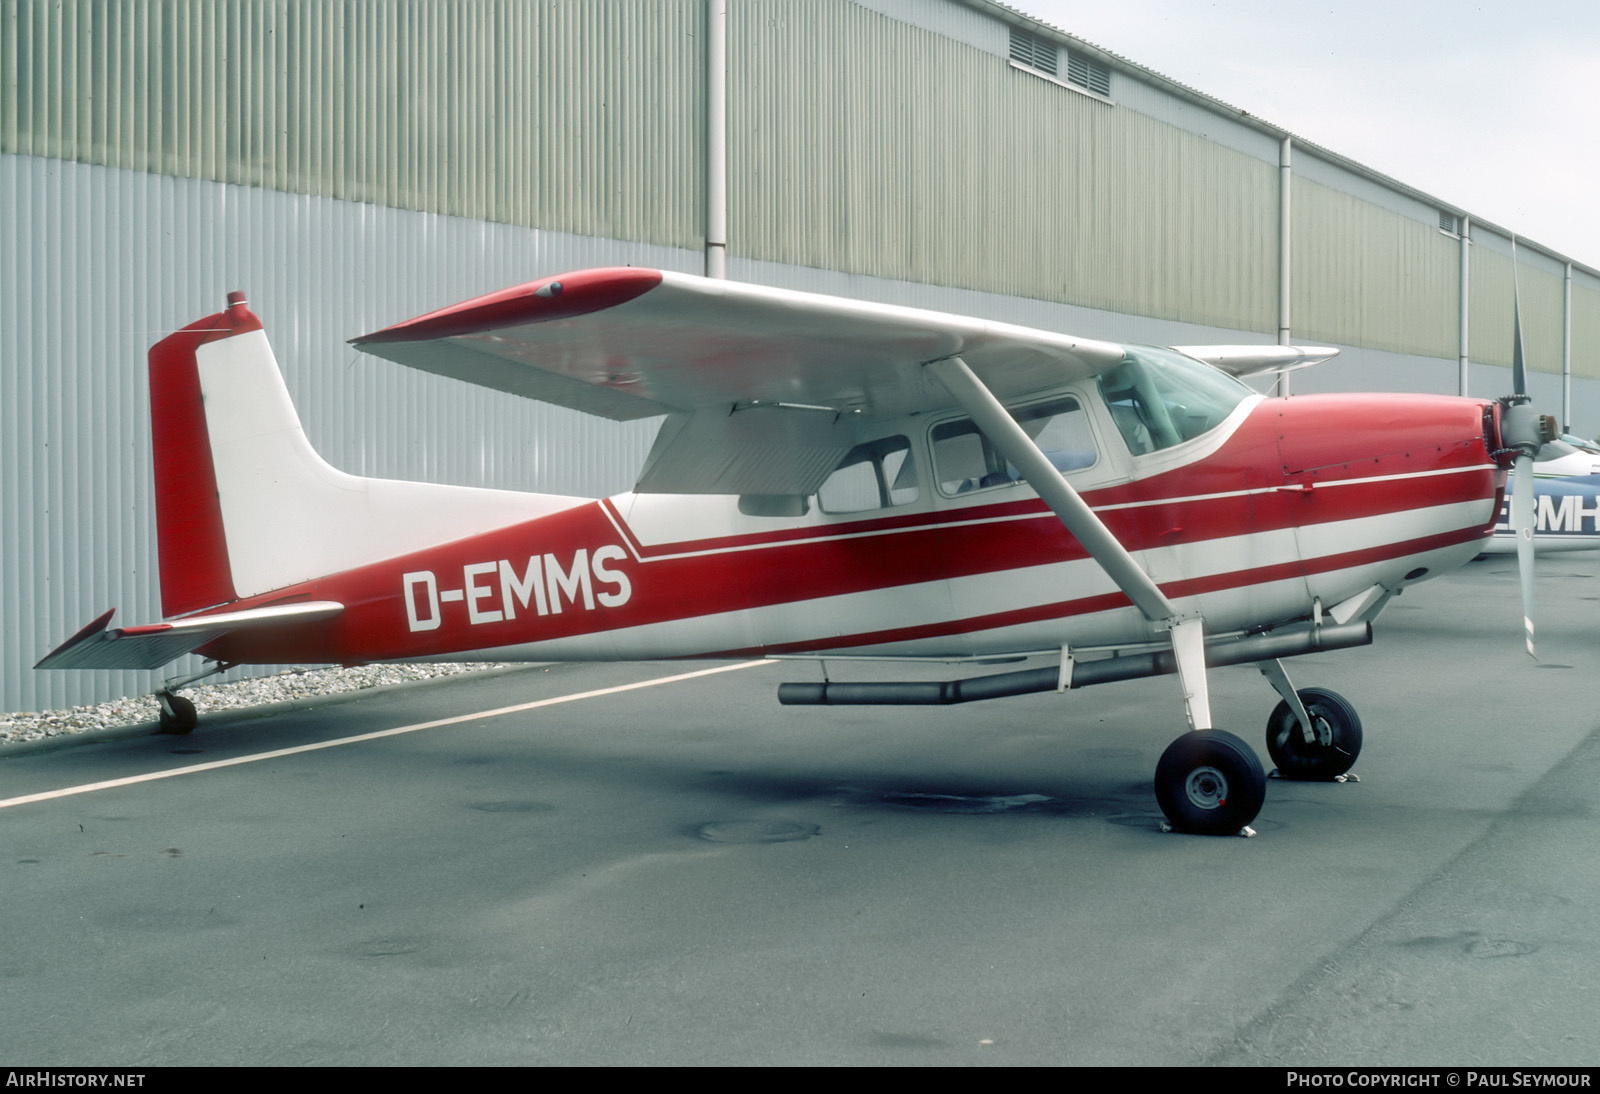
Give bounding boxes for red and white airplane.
[37,268,1553,835]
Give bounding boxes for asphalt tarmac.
[3,555,1598,1066]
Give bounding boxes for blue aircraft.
[1485,437,1600,554]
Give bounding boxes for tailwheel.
[156,692,198,735]
[1265,687,1362,781]
[1154,729,1266,835]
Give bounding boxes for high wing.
[352,268,1128,495]
[35,602,344,671]
[353,267,1218,729]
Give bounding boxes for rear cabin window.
[816,435,919,514]
[932,396,1096,495]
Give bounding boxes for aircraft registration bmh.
[1484,436,1600,554]
[37,268,1556,835]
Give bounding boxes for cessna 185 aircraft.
[37,267,1555,835]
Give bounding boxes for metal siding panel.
[1294,144,1450,229]
[0,0,702,247]
[1470,242,1515,370]
[731,0,1272,330]
[0,5,15,150]
[1,152,697,714]
[1516,256,1566,376]
[1464,237,1564,376]
[1574,281,1600,382]
[1090,107,1276,331]
[854,0,1006,51]
[1290,176,1457,357]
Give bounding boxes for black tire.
[1265,688,1362,780]
[1154,729,1266,835]
[157,694,198,735]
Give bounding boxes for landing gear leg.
[1258,660,1362,780]
[1152,619,1265,835]
[151,660,235,735]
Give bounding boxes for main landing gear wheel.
[156,693,197,735]
[1265,687,1362,781]
[1154,729,1266,835]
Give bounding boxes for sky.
[1015,0,1600,268]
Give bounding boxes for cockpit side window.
[816,435,919,514]
[932,395,1097,495]
[1098,347,1252,455]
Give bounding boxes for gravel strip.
[0,663,511,745]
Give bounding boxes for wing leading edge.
[352,269,1138,495]
[352,268,1129,421]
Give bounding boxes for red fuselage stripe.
[195,393,1500,664]
[697,523,1487,657]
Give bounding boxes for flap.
[637,406,864,495]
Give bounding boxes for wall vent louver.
[1008,27,1058,77]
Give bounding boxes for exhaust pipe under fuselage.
[776,620,1372,706]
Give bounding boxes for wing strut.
[924,355,1213,730]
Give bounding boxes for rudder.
[148,292,258,616]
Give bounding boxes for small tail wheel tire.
[1155,729,1266,835]
[157,693,198,735]
[1265,687,1362,780]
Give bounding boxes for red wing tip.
[351,267,665,346]
[33,607,118,668]
[66,607,118,643]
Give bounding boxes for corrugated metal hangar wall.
[4,0,1598,713]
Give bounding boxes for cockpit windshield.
[1097,346,1253,455]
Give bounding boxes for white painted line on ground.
[0,661,772,811]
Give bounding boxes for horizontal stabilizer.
[35,602,345,671]
[1174,345,1339,378]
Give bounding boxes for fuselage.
[200,386,1503,668]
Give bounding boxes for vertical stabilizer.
[149,293,258,616]
[146,292,585,619]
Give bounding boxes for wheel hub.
[1311,714,1332,748]
[1184,765,1229,810]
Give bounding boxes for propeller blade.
[1505,236,1539,659]
[1512,454,1537,659]
[1511,236,1527,399]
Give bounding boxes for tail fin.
[148,292,257,616]
[148,292,581,618]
